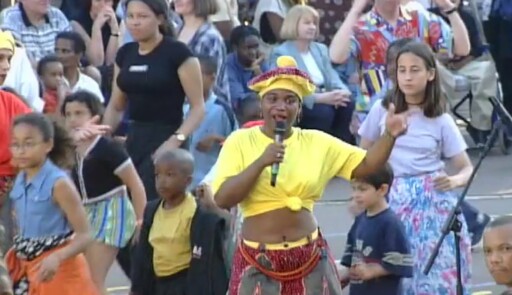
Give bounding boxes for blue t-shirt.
[184,94,238,188]
[341,208,413,295]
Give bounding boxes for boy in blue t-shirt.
[185,54,238,189]
[340,164,413,295]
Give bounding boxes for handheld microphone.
[270,121,286,187]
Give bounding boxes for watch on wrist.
[174,132,187,141]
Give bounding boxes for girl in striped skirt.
[62,91,147,294]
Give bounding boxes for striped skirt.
[388,172,472,295]
[84,193,136,248]
[229,230,342,295]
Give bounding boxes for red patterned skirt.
[229,233,342,295]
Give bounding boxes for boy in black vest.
[130,149,228,295]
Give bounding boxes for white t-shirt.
[301,51,325,86]
[412,0,433,9]
[252,0,290,52]
[403,1,431,14]
[4,47,44,112]
[209,0,241,26]
[65,72,104,103]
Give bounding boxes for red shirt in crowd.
[241,120,264,128]
[42,90,59,114]
[0,90,31,177]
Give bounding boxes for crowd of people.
[0,0,510,294]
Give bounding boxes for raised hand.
[384,103,409,138]
[72,115,111,142]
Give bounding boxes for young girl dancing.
[7,113,97,294]
[358,41,473,295]
[61,91,146,294]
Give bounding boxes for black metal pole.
[423,119,502,295]
[453,209,463,295]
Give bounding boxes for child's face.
[483,226,512,287]
[41,62,64,90]
[200,66,216,98]
[154,159,191,200]
[396,52,435,98]
[350,180,388,210]
[10,124,53,170]
[64,101,94,130]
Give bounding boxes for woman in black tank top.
[103,0,204,201]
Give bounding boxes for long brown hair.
[382,41,445,118]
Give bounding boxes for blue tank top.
[10,159,72,238]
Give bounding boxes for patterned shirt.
[178,22,230,103]
[0,3,71,62]
[350,7,453,111]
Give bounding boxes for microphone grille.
[275,121,286,133]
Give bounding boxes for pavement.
[105,145,512,295]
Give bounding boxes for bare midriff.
[241,208,318,244]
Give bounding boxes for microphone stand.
[423,119,502,295]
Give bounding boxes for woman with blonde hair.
[269,5,355,142]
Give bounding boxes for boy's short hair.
[56,31,86,54]
[354,163,394,190]
[196,54,218,76]
[37,55,61,76]
[486,215,512,229]
[230,25,260,48]
[155,148,195,176]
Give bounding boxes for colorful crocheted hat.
[0,31,15,53]
[248,56,316,100]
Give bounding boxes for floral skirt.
[388,172,472,295]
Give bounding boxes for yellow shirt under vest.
[149,194,197,277]
[212,127,366,218]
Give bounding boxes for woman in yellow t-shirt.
[212,56,410,295]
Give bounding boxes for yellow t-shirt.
[149,195,197,277]
[212,127,367,218]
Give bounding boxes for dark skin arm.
[353,103,409,178]
[196,184,232,221]
[214,158,267,209]
[352,132,395,179]
[215,142,284,209]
